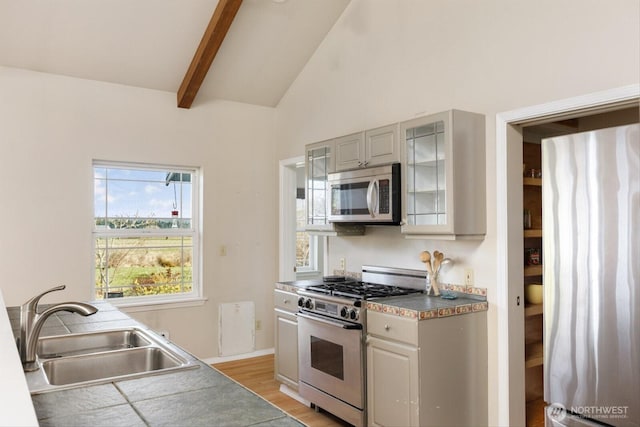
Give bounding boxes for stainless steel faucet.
[19,285,97,371]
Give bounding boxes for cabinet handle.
[384,324,390,331]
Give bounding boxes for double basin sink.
[25,327,198,394]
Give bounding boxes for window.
[93,161,200,303]
[295,163,322,277]
[296,190,313,271]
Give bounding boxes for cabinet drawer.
[367,311,418,346]
[274,289,298,313]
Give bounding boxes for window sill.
[296,270,323,280]
[111,297,208,313]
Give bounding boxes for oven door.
[297,311,364,409]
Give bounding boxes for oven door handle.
[297,311,363,330]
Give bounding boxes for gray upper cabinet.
[303,111,483,238]
[334,132,365,171]
[304,124,400,235]
[305,139,335,232]
[304,139,365,235]
[335,124,400,171]
[400,110,486,239]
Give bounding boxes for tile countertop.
[3,300,303,427]
[275,280,488,321]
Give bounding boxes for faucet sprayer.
[19,285,98,371]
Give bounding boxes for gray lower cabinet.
[274,289,299,389]
[366,310,488,427]
[367,335,419,426]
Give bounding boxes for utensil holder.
[426,272,441,296]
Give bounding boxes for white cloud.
[145,185,161,194]
[149,198,175,214]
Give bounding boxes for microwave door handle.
[367,179,378,218]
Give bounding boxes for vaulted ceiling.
[0,0,350,108]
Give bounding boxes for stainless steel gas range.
[296,266,426,427]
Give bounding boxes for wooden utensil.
[437,252,444,273]
[420,251,440,296]
[430,274,440,296]
[433,250,442,273]
[434,253,448,297]
[420,251,433,276]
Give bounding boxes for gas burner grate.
[307,281,422,300]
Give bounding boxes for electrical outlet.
[339,258,346,270]
[464,268,474,287]
[255,320,262,331]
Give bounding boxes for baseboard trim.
[201,347,275,365]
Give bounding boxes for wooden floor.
[212,354,350,427]
[526,398,546,427]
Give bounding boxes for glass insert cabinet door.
[401,112,453,233]
[305,140,335,229]
[405,120,447,225]
[400,109,486,238]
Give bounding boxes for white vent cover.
[218,302,255,357]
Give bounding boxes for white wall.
[0,66,278,359]
[1,0,638,422]
[274,0,640,424]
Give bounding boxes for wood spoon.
[420,251,440,296]
[433,250,442,273]
[419,251,433,276]
[436,252,444,274]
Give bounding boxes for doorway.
[521,107,639,426]
[495,84,639,427]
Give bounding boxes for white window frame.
[92,160,203,308]
[295,162,323,276]
[279,157,324,281]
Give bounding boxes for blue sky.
[94,167,192,220]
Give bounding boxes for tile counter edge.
[366,297,488,320]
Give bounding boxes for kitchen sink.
[25,327,198,394]
[37,327,152,358]
[42,347,183,385]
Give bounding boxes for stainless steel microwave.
[327,163,400,225]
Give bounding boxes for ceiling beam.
[177,0,243,109]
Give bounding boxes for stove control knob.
[297,297,305,308]
[349,309,359,321]
[340,306,349,318]
[304,298,314,309]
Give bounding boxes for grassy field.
[95,236,192,298]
